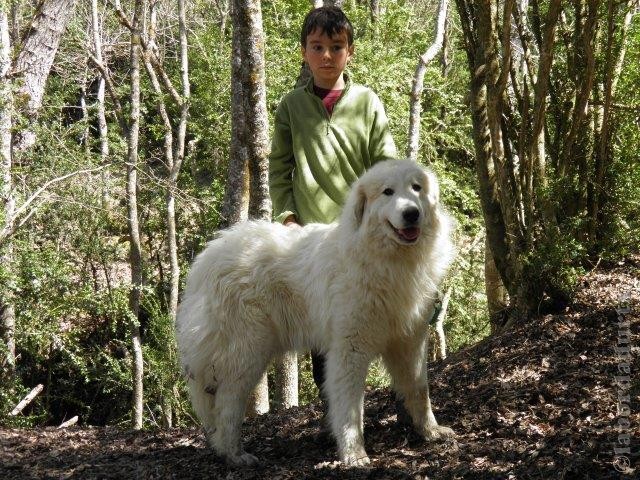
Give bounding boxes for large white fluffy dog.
[176,159,455,466]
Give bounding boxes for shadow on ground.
[1,260,638,479]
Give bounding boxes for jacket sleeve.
[368,93,398,164]
[269,100,297,223]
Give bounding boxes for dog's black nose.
[403,207,420,224]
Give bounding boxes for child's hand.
[284,215,299,227]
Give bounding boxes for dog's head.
[341,160,441,247]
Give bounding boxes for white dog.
[176,159,455,466]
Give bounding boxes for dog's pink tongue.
[398,227,420,241]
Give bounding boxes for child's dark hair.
[300,6,354,47]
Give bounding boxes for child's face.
[302,28,354,90]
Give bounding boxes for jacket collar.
[305,73,352,94]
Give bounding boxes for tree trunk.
[406,0,449,162]
[235,3,271,222]
[166,0,190,323]
[370,0,380,23]
[485,238,508,333]
[13,0,77,151]
[238,0,298,410]
[91,0,111,210]
[246,373,269,417]
[138,0,188,429]
[0,10,15,378]
[433,287,451,360]
[527,0,561,234]
[232,0,273,415]
[274,353,299,410]
[220,22,250,229]
[127,0,145,431]
[456,0,513,294]
[79,84,91,157]
[588,0,634,246]
[558,0,598,178]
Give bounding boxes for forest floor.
[1,258,639,479]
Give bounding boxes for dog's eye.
[412,184,422,192]
[383,188,394,196]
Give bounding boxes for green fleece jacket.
[269,76,397,224]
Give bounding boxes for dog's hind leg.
[383,334,455,441]
[325,345,371,466]
[208,347,272,467]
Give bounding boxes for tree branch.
[406,0,449,161]
[0,166,109,246]
[496,0,514,95]
[107,0,183,106]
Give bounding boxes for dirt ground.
[1,259,638,479]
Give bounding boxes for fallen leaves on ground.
[1,258,638,479]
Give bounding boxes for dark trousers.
[311,351,328,405]
[311,351,411,425]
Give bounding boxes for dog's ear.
[424,170,440,207]
[353,185,367,228]
[344,184,367,230]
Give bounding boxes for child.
[268,6,397,403]
[269,6,397,227]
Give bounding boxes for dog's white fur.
[176,160,455,466]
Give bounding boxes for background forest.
[1,0,639,431]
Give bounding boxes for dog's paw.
[420,424,456,441]
[226,451,260,467]
[340,449,371,467]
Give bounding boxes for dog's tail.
[176,291,221,442]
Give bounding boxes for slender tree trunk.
[458,0,524,318]
[477,0,524,260]
[527,0,561,233]
[370,0,380,23]
[91,0,111,209]
[141,1,173,430]
[220,22,250,229]
[558,0,599,177]
[407,0,449,162]
[0,10,15,378]
[127,0,145,431]
[0,269,15,380]
[163,0,190,427]
[438,12,451,132]
[13,0,77,151]
[80,82,91,157]
[433,287,451,360]
[588,0,634,245]
[165,0,190,324]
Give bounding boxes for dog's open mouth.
[390,223,421,243]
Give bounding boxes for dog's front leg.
[383,333,455,441]
[325,344,371,466]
